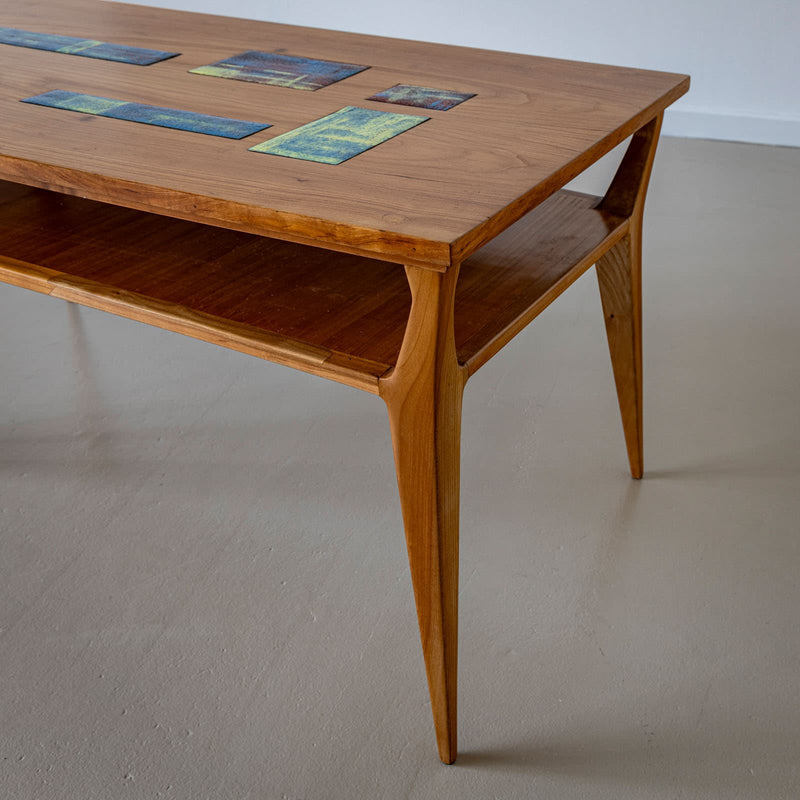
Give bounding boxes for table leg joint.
[379,264,466,764]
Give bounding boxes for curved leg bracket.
[597,114,663,478]
[379,264,466,764]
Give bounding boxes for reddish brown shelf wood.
[0,181,624,390]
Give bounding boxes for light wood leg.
[597,113,663,479]
[597,229,644,478]
[380,264,466,764]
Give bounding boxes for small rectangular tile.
[0,26,179,65]
[190,51,369,91]
[22,90,270,139]
[249,106,428,165]
[367,84,475,111]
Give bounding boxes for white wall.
[117,0,799,146]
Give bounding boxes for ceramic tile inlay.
[0,26,179,65]
[249,105,428,164]
[367,84,475,111]
[190,51,369,91]
[22,90,270,139]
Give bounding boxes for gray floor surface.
[1,137,799,799]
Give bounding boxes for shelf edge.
[0,258,386,394]
[462,216,630,376]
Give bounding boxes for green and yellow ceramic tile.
[249,106,428,165]
[22,91,270,139]
[0,27,179,65]
[191,51,369,91]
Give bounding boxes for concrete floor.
[1,136,799,799]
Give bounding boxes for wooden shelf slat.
[0,181,625,388]
[456,190,627,374]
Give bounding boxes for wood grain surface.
[597,114,663,478]
[380,265,466,763]
[0,0,688,267]
[0,180,624,390]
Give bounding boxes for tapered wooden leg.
[597,113,663,479]
[597,229,644,478]
[380,264,466,764]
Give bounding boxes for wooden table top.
[0,0,688,268]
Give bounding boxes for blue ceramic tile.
[22,90,270,139]
[367,84,475,111]
[0,26,179,65]
[249,106,428,165]
[191,51,368,91]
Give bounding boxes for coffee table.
[0,0,689,763]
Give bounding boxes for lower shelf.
[0,180,625,391]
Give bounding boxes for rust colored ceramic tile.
[367,84,475,111]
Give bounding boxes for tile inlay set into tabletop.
[190,50,370,90]
[0,24,179,64]
[23,89,271,139]
[249,106,428,164]
[367,84,476,111]
[0,0,689,764]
